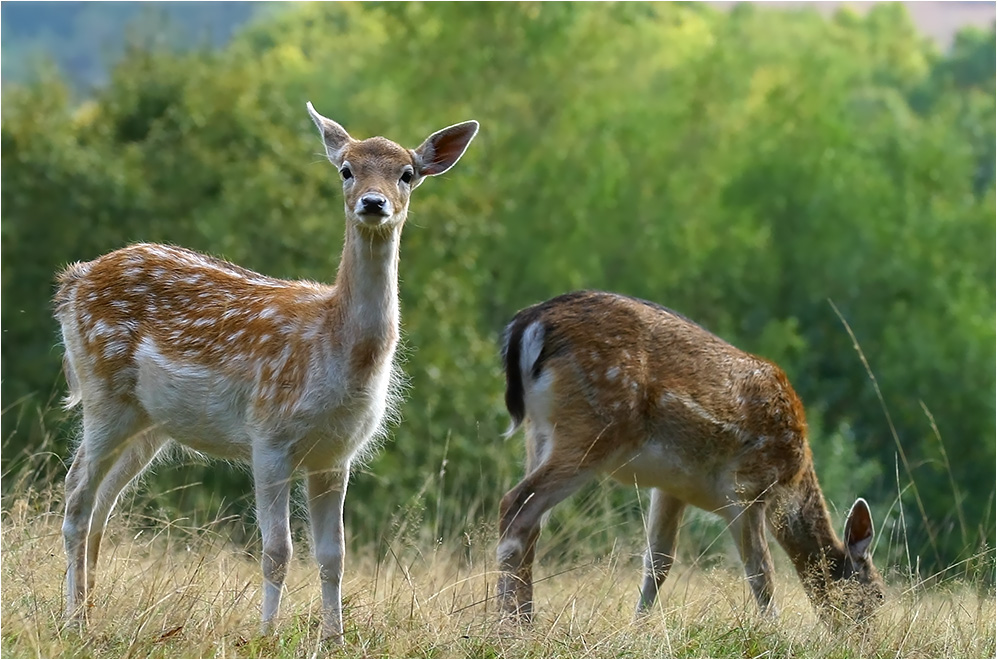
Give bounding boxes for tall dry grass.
[1,468,993,659]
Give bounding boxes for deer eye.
[400,170,413,185]
[340,166,353,181]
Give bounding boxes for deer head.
[307,102,478,233]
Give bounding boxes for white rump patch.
[519,321,545,378]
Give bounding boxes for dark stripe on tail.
[501,317,528,431]
[501,292,603,432]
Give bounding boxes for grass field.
[1,478,993,660]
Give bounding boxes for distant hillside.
[2,1,994,91]
[1,2,274,89]
[712,1,995,48]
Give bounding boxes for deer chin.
[350,216,403,239]
[357,211,392,226]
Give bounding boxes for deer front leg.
[636,489,687,615]
[306,466,349,643]
[727,501,778,617]
[253,447,294,634]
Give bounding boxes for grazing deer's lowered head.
[496,291,885,625]
[55,103,478,642]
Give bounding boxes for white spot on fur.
[606,366,620,381]
[88,319,124,343]
[659,391,747,439]
[103,337,130,358]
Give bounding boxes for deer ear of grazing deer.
[56,105,477,644]
[844,498,875,564]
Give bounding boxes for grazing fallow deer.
[54,103,478,640]
[497,291,885,624]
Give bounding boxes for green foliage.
[1,3,993,573]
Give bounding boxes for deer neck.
[331,222,402,359]
[769,462,850,607]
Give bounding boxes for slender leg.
[83,433,168,602]
[63,407,141,621]
[726,501,778,617]
[306,465,349,642]
[497,461,594,621]
[63,445,92,620]
[252,446,294,634]
[636,489,687,615]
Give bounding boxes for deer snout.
[356,193,391,219]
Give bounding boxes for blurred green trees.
[2,2,993,573]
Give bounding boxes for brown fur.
[55,107,479,641]
[498,291,885,624]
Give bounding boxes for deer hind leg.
[725,500,778,617]
[636,489,687,615]
[497,459,594,621]
[83,431,168,605]
[63,404,144,621]
[252,446,294,635]
[305,466,349,643]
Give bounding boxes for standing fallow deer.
[54,103,478,641]
[497,291,885,624]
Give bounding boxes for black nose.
[361,194,387,213]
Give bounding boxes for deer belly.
[133,347,252,459]
[607,438,726,511]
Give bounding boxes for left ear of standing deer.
[54,104,478,642]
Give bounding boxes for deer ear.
[307,102,352,167]
[844,497,875,562]
[413,120,479,177]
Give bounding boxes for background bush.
[2,2,993,575]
